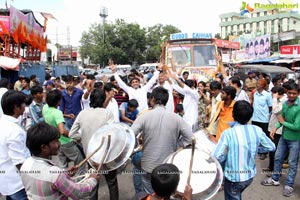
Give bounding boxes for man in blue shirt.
[29,86,45,126]
[214,100,275,200]
[59,75,84,130]
[119,99,139,126]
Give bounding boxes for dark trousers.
[224,178,253,200]
[6,188,28,200]
[252,121,269,155]
[268,134,281,171]
[90,169,119,200]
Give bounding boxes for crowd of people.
[0,57,300,200]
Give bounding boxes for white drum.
[86,123,135,171]
[164,148,223,199]
[193,129,217,154]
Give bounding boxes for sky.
[5,0,300,46]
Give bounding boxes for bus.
[162,32,219,82]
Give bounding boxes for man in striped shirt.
[213,100,275,200]
[20,122,100,200]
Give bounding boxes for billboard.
[244,35,270,60]
[9,5,43,36]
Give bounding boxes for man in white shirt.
[153,71,174,112]
[229,76,250,103]
[110,64,160,112]
[103,82,120,122]
[171,76,199,132]
[0,78,9,118]
[0,90,31,199]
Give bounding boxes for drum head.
[87,123,135,171]
[165,148,223,198]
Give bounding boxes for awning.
[270,58,300,64]
[246,57,280,63]
[0,56,23,71]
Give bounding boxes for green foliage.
[79,19,181,66]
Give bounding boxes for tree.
[214,33,221,39]
[79,19,181,66]
[145,24,181,62]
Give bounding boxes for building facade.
[219,9,300,40]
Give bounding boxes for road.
[1,156,299,200]
[97,157,300,200]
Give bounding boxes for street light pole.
[99,6,108,68]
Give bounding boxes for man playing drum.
[20,122,100,199]
[69,88,117,200]
[131,86,193,194]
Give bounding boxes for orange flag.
[0,21,9,35]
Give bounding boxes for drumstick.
[75,137,105,169]
[96,135,111,173]
[187,136,196,185]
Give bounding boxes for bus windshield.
[194,45,216,66]
[166,44,217,68]
[169,46,191,67]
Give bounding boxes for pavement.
[96,156,300,200]
[1,156,300,200]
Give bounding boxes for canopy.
[0,56,22,71]
[270,58,300,64]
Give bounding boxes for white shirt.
[0,87,8,118]
[81,89,90,110]
[234,89,250,103]
[114,71,159,112]
[0,115,31,195]
[154,81,174,112]
[172,84,199,131]
[106,98,120,122]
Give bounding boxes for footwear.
[265,172,272,177]
[261,178,280,186]
[283,185,293,197]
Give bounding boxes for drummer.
[69,88,118,200]
[131,86,193,194]
[20,122,100,199]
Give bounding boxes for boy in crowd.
[214,100,275,200]
[0,90,30,200]
[20,122,100,199]
[139,163,192,200]
[29,86,45,126]
[119,99,139,126]
[261,83,300,197]
[43,89,84,173]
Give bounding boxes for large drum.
[193,129,217,154]
[165,149,223,199]
[86,123,135,171]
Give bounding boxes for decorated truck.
[161,32,240,82]
[161,32,218,82]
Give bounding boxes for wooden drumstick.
[96,135,111,173]
[75,137,105,169]
[187,136,196,185]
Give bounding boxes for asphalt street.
[96,156,300,200]
[1,156,299,200]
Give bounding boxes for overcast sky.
[6,0,299,46]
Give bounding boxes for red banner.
[214,39,240,49]
[280,45,300,55]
